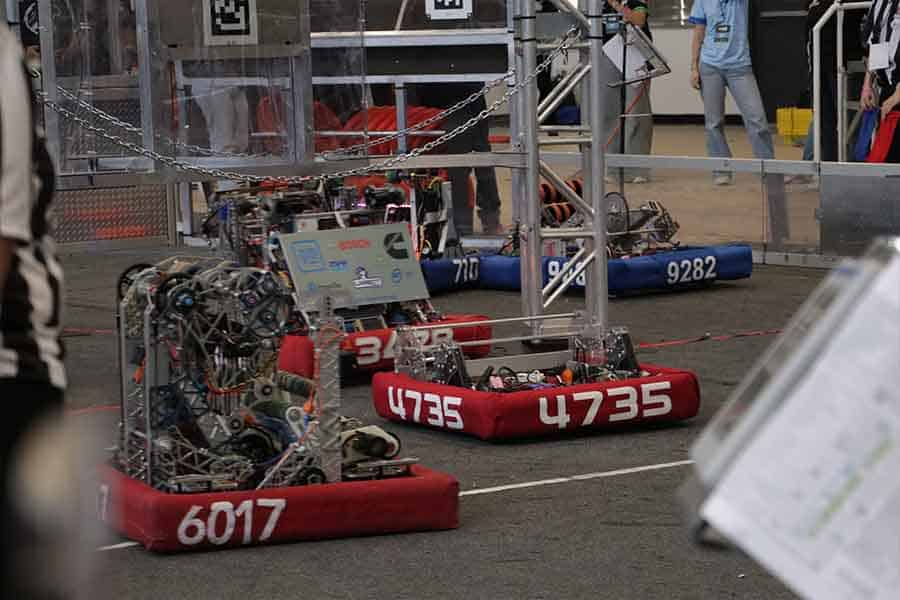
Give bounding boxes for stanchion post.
[38,0,61,167]
[586,0,609,328]
[316,295,343,483]
[509,0,523,225]
[520,0,544,334]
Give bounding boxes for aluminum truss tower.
[514,0,610,332]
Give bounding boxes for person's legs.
[474,166,502,232]
[447,167,473,237]
[598,55,623,181]
[623,80,652,181]
[802,119,814,161]
[699,62,732,181]
[1,380,65,599]
[466,110,502,232]
[786,120,815,185]
[820,67,839,162]
[723,65,775,160]
[723,67,787,244]
[443,97,478,237]
[231,88,250,154]
[193,81,218,151]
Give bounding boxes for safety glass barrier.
[37,0,146,174]
[539,153,768,249]
[540,153,900,259]
[816,163,900,258]
[36,0,515,179]
[310,1,365,158]
[149,0,313,172]
[37,0,321,176]
[312,0,511,166]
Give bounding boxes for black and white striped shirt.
[0,25,65,389]
[864,0,900,89]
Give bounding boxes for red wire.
[605,80,649,150]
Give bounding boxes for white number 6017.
[177,498,287,546]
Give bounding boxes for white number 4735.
[539,381,672,429]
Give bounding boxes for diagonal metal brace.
[539,160,594,217]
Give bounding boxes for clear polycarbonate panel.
[37,0,322,174]
[149,0,313,167]
[310,0,366,159]
[39,0,146,173]
[815,172,900,257]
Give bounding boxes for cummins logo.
[383,232,409,259]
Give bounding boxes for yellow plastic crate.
[776,107,813,145]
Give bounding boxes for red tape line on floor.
[63,327,115,337]
[636,329,782,350]
[68,405,119,416]
[63,327,783,345]
[65,329,782,419]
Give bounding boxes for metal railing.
[812,0,872,162]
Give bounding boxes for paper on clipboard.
[699,256,900,600]
[603,34,648,86]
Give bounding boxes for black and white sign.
[202,0,258,47]
[425,0,473,20]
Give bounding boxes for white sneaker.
[630,176,650,184]
[713,175,732,186]
[784,174,813,185]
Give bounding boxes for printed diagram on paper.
[701,257,900,600]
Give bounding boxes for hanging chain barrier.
[54,85,263,159]
[321,70,512,158]
[39,28,580,184]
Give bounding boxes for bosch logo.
[383,232,409,259]
[338,239,371,251]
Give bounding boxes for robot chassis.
[202,173,458,341]
[394,314,645,396]
[195,167,682,383]
[115,256,414,493]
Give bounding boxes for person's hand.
[882,93,900,120]
[861,84,878,110]
[690,68,701,91]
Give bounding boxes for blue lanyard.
[719,0,731,21]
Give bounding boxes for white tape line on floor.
[96,459,695,551]
[458,459,695,497]
[97,541,140,552]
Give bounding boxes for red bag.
[867,111,900,163]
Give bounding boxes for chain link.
[55,85,263,159]
[40,28,580,184]
[321,70,512,157]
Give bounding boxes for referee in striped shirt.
[0,23,68,598]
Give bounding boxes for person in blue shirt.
[689,0,775,185]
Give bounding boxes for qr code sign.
[202,0,258,46]
[212,0,252,36]
[426,0,472,19]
